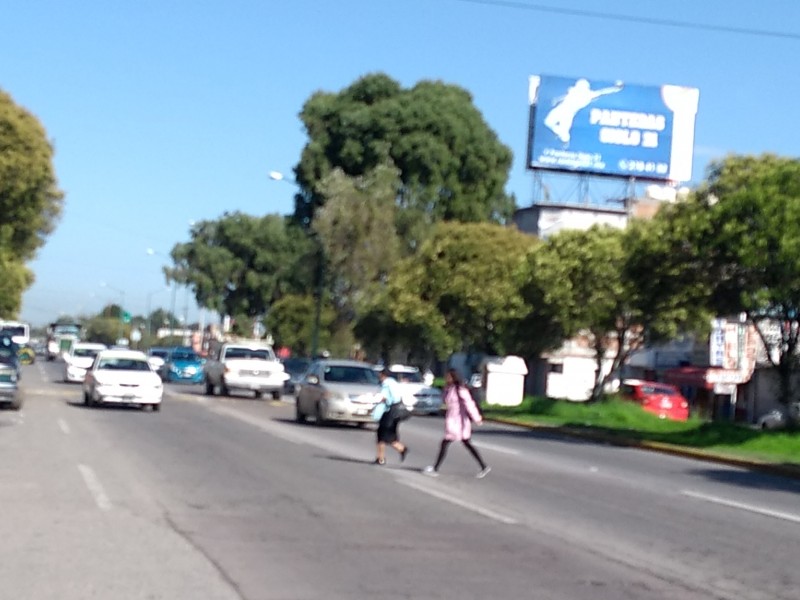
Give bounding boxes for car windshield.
[323,366,379,385]
[390,369,423,383]
[74,348,101,358]
[97,358,152,371]
[224,347,276,361]
[642,385,677,395]
[282,358,310,377]
[171,350,199,361]
[149,349,169,358]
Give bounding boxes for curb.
[486,417,800,481]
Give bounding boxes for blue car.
[160,347,205,384]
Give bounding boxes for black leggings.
[433,439,487,471]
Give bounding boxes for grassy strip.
[481,397,800,466]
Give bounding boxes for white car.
[388,364,443,415]
[63,342,107,383]
[82,349,163,411]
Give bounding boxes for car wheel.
[152,403,161,412]
[315,402,327,426]
[271,390,281,401]
[254,390,263,399]
[9,396,22,411]
[295,402,306,424]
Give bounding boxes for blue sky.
[3,0,799,327]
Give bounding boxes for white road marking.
[78,464,113,511]
[398,476,518,525]
[682,490,800,525]
[58,418,70,434]
[474,441,520,456]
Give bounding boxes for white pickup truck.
[203,341,289,399]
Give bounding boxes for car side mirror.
[306,375,319,385]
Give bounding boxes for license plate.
[123,395,137,401]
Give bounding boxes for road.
[1,360,799,600]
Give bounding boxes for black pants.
[433,439,486,471]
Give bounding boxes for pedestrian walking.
[373,367,409,465]
[423,369,490,478]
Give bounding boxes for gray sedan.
[295,359,381,425]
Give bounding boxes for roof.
[97,349,148,360]
[388,364,419,373]
[316,359,374,368]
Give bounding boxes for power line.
[451,0,800,41]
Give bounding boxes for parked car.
[295,359,381,425]
[146,347,170,372]
[756,403,800,430]
[620,379,689,421]
[204,341,288,399]
[387,364,443,415]
[0,337,21,410]
[281,357,311,395]
[63,342,107,383]
[160,346,205,383]
[82,349,163,411]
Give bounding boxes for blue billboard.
[527,75,699,182]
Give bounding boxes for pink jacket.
[443,385,483,441]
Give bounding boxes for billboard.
[527,75,699,182]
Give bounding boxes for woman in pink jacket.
[423,369,491,478]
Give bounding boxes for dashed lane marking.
[58,418,71,434]
[78,464,112,511]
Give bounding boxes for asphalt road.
[2,360,799,600]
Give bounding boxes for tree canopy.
[374,221,536,359]
[167,213,313,319]
[0,89,64,316]
[292,73,515,229]
[675,154,800,405]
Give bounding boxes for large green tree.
[678,154,800,406]
[167,213,313,319]
[265,294,335,357]
[0,89,64,316]
[519,226,638,401]
[370,221,536,359]
[312,164,402,322]
[292,73,515,233]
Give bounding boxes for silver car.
[295,359,381,425]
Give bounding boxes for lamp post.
[146,248,180,343]
[100,282,125,343]
[145,287,169,342]
[270,169,324,357]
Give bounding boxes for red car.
[620,379,689,421]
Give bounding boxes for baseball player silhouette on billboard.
[544,78,623,145]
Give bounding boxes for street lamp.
[146,248,180,340]
[100,282,126,343]
[270,169,324,358]
[145,287,170,340]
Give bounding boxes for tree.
[166,213,313,320]
[312,164,402,322]
[682,154,800,407]
[0,89,64,316]
[380,222,535,359]
[292,73,515,232]
[265,294,335,357]
[519,226,640,401]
